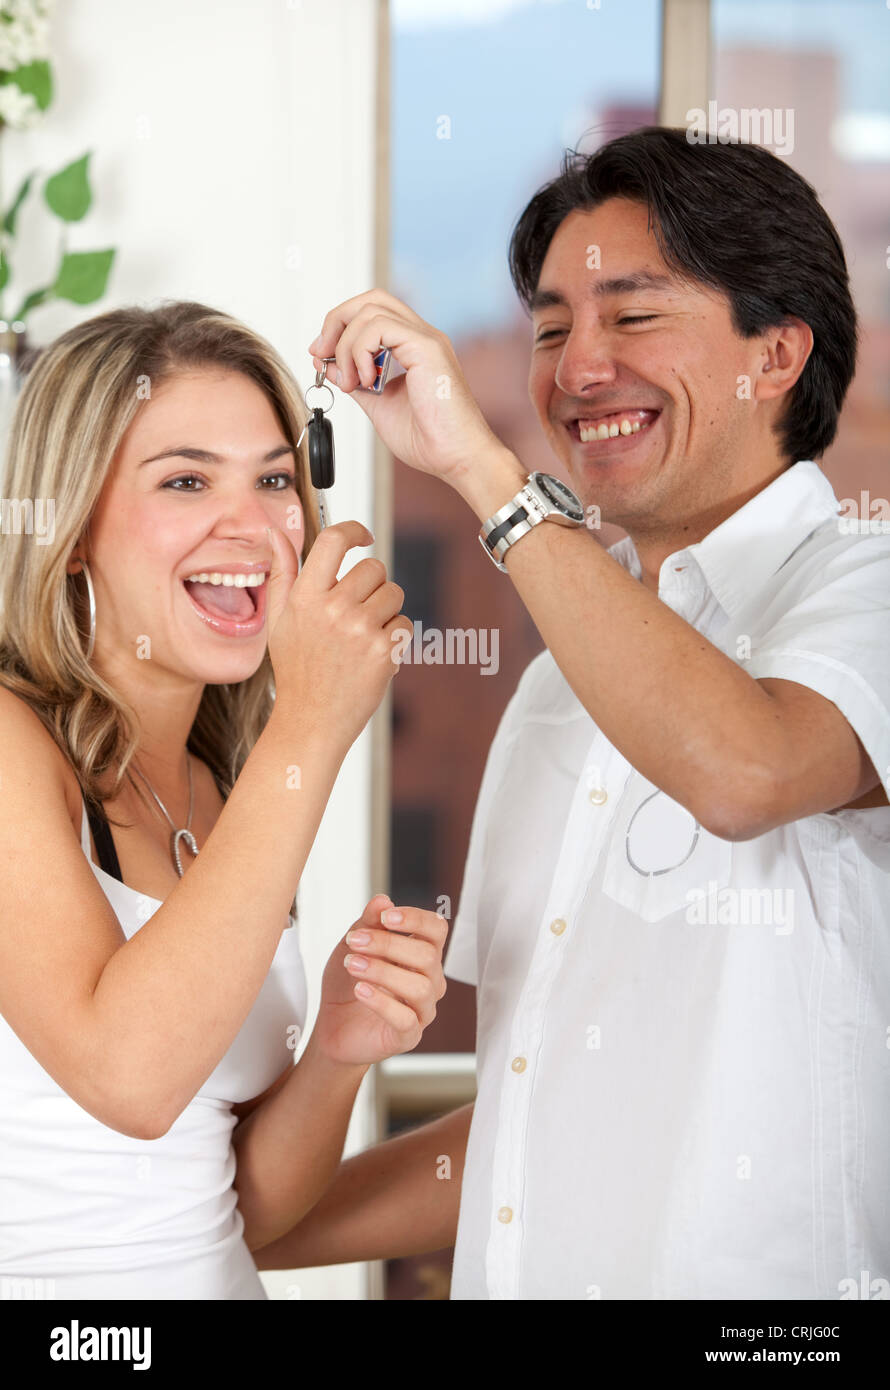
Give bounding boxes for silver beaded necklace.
[129,754,199,878]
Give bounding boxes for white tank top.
[0,794,308,1300]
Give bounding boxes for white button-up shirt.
[445,460,890,1300]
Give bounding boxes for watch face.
[535,473,584,522]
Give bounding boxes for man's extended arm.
[250,1101,473,1268]
[452,446,879,841]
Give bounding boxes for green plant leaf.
[3,170,36,236]
[52,248,115,304]
[0,248,9,293]
[13,285,53,321]
[3,60,52,112]
[44,152,93,222]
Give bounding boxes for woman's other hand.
[313,894,447,1067]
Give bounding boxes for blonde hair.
[0,300,320,826]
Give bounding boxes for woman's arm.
[234,899,449,1253]
[0,523,409,1141]
[232,1030,370,1252]
[248,1101,474,1267]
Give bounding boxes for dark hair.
[508,126,858,463]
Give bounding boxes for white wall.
[7,0,383,1299]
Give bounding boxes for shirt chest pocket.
[601,778,733,923]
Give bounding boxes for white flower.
[16,17,52,62]
[25,26,52,64]
[0,79,39,128]
[0,2,53,67]
[0,37,19,72]
[1,1,54,20]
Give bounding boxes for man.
[251,127,890,1299]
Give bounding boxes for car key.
[297,369,336,529]
[301,347,393,529]
[307,405,334,528]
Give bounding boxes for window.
[712,0,890,509]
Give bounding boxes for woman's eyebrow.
[139,444,295,467]
[530,272,676,311]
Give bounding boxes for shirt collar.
[608,461,842,617]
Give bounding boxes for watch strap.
[479,486,546,572]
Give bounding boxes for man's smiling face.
[527,196,780,537]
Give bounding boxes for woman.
[0,300,446,1300]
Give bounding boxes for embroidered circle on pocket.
[625,790,700,876]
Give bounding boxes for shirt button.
[588,786,608,805]
[497,1207,513,1224]
[550,917,567,935]
[511,1056,527,1073]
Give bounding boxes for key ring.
[315,357,337,391]
[305,380,334,412]
[296,375,335,449]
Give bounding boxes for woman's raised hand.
[264,521,411,753]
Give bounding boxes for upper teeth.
[184,572,266,587]
[578,416,650,442]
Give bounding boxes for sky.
[391,0,890,339]
[391,0,660,335]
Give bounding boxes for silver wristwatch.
[478,471,585,572]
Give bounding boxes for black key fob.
[308,407,335,490]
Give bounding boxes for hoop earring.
[74,559,97,660]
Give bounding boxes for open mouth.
[181,574,267,635]
[566,407,661,444]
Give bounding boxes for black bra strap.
[86,801,123,883]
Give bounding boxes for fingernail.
[347,929,371,945]
[333,368,342,386]
[355,982,373,998]
[381,909,403,926]
[345,953,368,972]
